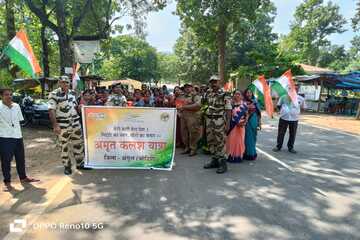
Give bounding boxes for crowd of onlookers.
[324,95,359,115]
[78,83,209,108]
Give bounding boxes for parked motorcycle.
[20,97,51,127]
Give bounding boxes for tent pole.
[317,79,323,113]
[356,102,360,120]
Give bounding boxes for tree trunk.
[56,0,73,74]
[217,22,226,85]
[356,102,360,120]
[5,0,18,77]
[58,34,74,75]
[41,26,50,77]
[5,0,16,41]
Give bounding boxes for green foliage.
[352,0,360,31]
[157,52,179,83]
[0,1,59,78]
[174,27,218,84]
[176,0,264,46]
[176,0,265,82]
[318,45,349,71]
[0,68,13,87]
[349,36,360,60]
[279,0,346,65]
[174,0,300,85]
[98,35,159,82]
[128,141,174,168]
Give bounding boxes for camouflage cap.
[209,75,220,82]
[58,75,70,83]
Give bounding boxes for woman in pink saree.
[226,90,248,163]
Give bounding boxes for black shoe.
[76,165,92,170]
[216,159,227,174]
[272,147,281,152]
[181,149,191,155]
[189,151,197,157]
[64,166,72,175]
[288,149,297,154]
[204,159,220,169]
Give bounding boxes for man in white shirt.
[273,85,306,154]
[0,88,39,191]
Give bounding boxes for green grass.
[128,140,174,169]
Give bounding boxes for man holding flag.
[272,70,306,154]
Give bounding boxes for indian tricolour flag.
[271,69,298,105]
[3,30,42,77]
[249,75,274,117]
[72,63,81,90]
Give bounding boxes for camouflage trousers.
[180,112,201,152]
[205,116,227,159]
[59,123,84,168]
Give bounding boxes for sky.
[119,0,358,53]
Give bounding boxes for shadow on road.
[3,123,359,240]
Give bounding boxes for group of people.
[324,95,359,115]
[1,74,306,190]
[77,76,262,174]
[173,76,262,174]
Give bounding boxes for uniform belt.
[206,115,223,119]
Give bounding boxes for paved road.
[1,119,359,240]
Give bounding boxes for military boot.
[216,158,228,174]
[204,159,219,169]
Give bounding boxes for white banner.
[73,40,100,64]
[82,107,177,170]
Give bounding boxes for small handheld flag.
[72,63,80,90]
[271,69,298,105]
[249,75,274,118]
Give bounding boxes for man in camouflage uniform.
[178,83,202,156]
[202,75,232,174]
[106,84,127,106]
[48,76,88,175]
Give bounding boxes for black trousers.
[276,118,298,150]
[0,137,27,183]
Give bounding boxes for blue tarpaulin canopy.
[298,71,360,90]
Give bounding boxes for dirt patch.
[301,113,360,135]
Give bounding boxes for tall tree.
[25,0,105,74]
[176,0,265,84]
[25,0,167,74]
[280,0,346,65]
[227,1,278,73]
[99,35,159,82]
[352,0,360,31]
[157,53,179,84]
[318,45,349,71]
[4,0,17,77]
[174,27,217,84]
[349,36,360,60]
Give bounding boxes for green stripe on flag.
[4,45,35,77]
[249,84,265,107]
[271,81,288,98]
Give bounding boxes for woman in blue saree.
[243,88,261,161]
